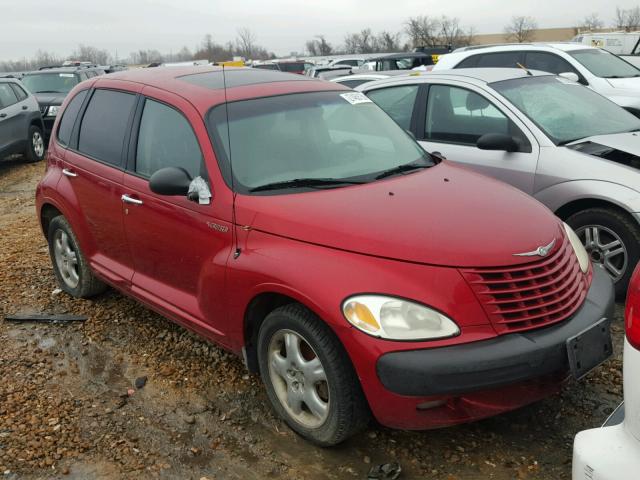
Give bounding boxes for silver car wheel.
[577,225,628,282]
[268,329,329,428]
[53,229,80,289]
[32,131,44,158]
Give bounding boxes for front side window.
[476,52,522,68]
[425,85,518,145]
[22,73,79,94]
[78,89,136,165]
[569,49,640,78]
[135,99,203,179]
[367,85,419,130]
[0,84,19,108]
[57,89,88,146]
[207,91,431,193]
[491,75,640,144]
[525,52,578,76]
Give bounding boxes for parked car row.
[36,67,616,449]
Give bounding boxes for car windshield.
[22,72,79,93]
[491,75,640,145]
[568,49,640,78]
[207,91,432,193]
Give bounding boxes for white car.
[330,71,411,89]
[433,43,640,116]
[572,263,640,480]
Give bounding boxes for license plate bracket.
[567,317,612,380]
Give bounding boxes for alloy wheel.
[267,329,330,428]
[576,224,628,282]
[32,131,44,158]
[53,229,79,289]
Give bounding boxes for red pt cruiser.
[36,67,614,446]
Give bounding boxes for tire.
[24,125,46,163]
[257,304,370,446]
[47,215,107,298]
[566,207,640,298]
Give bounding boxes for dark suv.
[21,65,104,138]
[0,78,45,162]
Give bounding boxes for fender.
[534,180,640,216]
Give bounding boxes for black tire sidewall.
[25,125,45,162]
[567,209,640,297]
[257,305,362,446]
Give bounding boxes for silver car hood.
[568,131,640,153]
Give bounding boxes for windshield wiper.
[249,177,365,192]
[375,161,430,180]
[35,90,64,93]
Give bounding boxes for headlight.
[342,295,460,340]
[46,106,60,117]
[563,223,590,273]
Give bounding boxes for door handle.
[62,168,77,177]
[22,105,28,110]
[121,194,143,205]
[0,113,6,118]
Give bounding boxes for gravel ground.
[0,159,625,479]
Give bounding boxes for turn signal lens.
[564,223,590,274]
[343,301,381,334]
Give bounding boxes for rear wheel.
[567,208,640,298]
[257,304,369,446]
[24,125,45,163]
[48,216,107,298]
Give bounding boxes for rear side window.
[476,52,522,68]
[0,84,19,108]
[135,99,203,179]
[524,52,577,75]
[10,83,28,101]
[57,89,88,146]
[78,89,136,165]
[455,55,480,68]
[367,85,419,130]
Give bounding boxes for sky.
[2,0,639,61]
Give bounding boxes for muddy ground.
[0,159,625,480]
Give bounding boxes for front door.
[122,91,232,338]
[0,83,23,154]
[418,83,539,194]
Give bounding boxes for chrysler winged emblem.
[513,239,556,258]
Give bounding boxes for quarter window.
[135,99,203,179]
[0,84,19,108]
[367,85,419,130]
[57,90,88,146]
[9,83,28,101]
[425,84,527,148]
[78,89,136,165]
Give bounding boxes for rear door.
[0,83,22,153]
[122,87,232,338]
[61,85,139,287]
[417,82,539,194]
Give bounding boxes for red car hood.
[235,162,564,268]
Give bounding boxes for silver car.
[0,77,45,162]
[358,68,640,296]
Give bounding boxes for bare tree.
[580,13,604,31]
[405,15,440,48]
[342,29,377,53]
[376,31,401,52]
[306,35,333,56]
[69,44,111,65]
[439,16,467,47]
[235,28,257,59]
[504,16,538,43]
[614,6,640,31]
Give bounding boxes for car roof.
[371,52,431,61]
[95,66,348,113]
[453,42,593,55]
[359,68,554,89]
[24,67,88,75]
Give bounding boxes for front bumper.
[377,265,614,397]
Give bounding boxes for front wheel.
[567,208,640,298]
[257,304,369,446]
[24,125,45,163]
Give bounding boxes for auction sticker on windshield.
[60,74,75,77]
[340,92,372,105]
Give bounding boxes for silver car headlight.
[342,295,460,340]
[564,223,590,274]
[46,106,60,117]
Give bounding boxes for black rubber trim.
[376,265,614,396]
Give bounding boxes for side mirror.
[477,133,519,153]
[559,72,580,83]
[149,167,192,196]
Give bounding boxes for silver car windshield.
[568,49,640,79]
[207,91,432,194]
[491,76,640,145]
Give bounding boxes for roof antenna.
[221,64,241,259]
[516,62,533,76]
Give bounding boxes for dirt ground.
[0,159,625,480]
